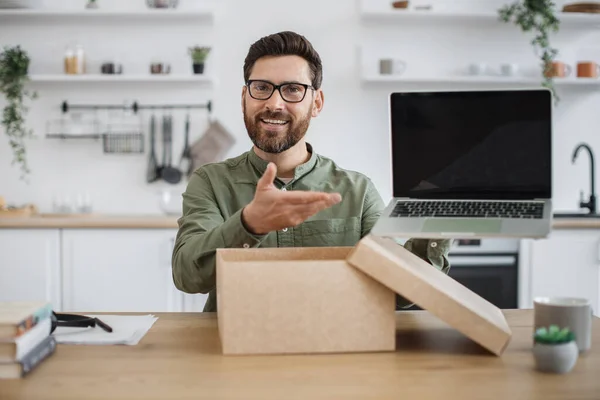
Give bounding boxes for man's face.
[242,55,323,154]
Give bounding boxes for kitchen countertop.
[0,214,180,229]
[0,214,599,229]
[552,218,600,230]
[1,310,599,399]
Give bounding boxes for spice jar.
[64,46,75,74]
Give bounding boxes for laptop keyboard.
[390,200,545,219]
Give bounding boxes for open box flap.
[346,234,512,356]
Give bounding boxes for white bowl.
[158,190,182,216]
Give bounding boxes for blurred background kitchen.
[1,0,600,314]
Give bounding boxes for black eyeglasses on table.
[50,311,113,334]
[246,79,314,103]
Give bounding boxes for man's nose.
[264,88,286,110]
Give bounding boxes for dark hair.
[243,31,323,89]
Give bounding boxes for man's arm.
[171,169,266,294]
[361,179,452,309]
[173,163,341,294]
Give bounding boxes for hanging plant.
[0,45,38,181]
[498,0,561,103]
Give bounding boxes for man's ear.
[241,86,247,110]
[312,89,324,118]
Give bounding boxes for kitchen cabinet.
[165,229,209,312]
[0,229,62,310]
[61,229,206,312]
[522,229,600,315]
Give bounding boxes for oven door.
[446,254,518,309]
[400,254,518,311]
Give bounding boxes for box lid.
[346,234,512,356]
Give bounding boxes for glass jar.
[74,45,86,74]
[64,46,75,74]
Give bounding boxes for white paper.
[52,314,158,345]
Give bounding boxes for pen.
[95,318,113,333]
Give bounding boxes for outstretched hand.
[241,162,342,235]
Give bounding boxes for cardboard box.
[216,246,397,355]
[347,235,512,356]
[216,234,512,356]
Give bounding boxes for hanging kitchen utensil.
[146,113,160,183]
[157,113,167,179]
[178,109,193,177]
[160,114,183,184]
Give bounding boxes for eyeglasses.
[50,311,113,334]
[246,79,314,103]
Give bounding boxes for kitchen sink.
[553,212,600,219]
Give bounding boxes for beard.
[243,100,311,154]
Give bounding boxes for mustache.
[256,111,291,121]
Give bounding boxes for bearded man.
[171,31,451,312]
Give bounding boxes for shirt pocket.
[299,217,361,247]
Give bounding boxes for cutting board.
[563,2,600,12]
[0,204,37,218]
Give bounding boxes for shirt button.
[282,228,288,232]
[430,241,437,248]
[243,243,250,248]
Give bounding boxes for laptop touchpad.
[422,219,502,233]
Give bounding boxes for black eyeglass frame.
[50,311,113,334]
[245,79,315,103]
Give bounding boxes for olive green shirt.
[172,143,452,312]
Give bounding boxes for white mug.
[468,63,487,76]
[380,59,407,75]
[534,297,593,353]
[500,63,519,77]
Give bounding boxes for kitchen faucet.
[572,142,597,214]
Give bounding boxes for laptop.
[370,88,553,239]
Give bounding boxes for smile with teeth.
[261,118,288,125]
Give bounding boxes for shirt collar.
[247,142,318,181]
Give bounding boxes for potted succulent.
[498,0,561,103]
[188,46,211,74]
[533,325,578,374]
[0,45,38,181]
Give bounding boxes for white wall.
[1,0,599,215]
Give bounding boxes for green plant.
[534,325,575,345]
[188,46,211,64]
[0,45,37,181]
[498,0,561,102]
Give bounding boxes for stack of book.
[0,301,57,379]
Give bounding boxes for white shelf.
[0,8,214,21]
[360,10,600,28]
[362,75,600,87]
[29,74,216,84]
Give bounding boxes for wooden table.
[1,310,599,399]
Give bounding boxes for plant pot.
[533,341,578,374]
[192,63,205,74]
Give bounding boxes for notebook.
[0,301,53,338]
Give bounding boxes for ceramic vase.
[533,341,578,374]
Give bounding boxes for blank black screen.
[390,90,552,199]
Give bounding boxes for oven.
[446,238,519,309]
[403,238,520,310]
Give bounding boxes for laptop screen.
[389,89,552,200]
